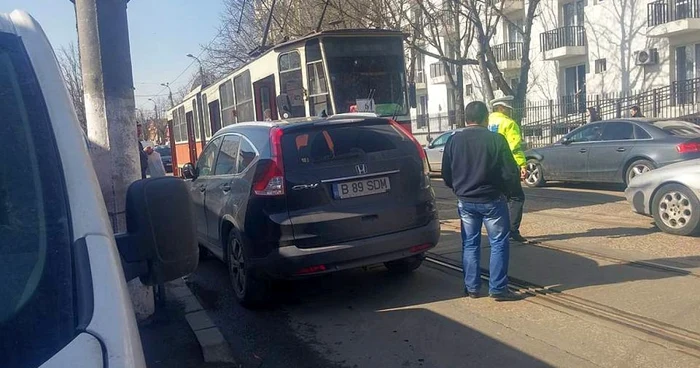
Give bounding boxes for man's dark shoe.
[465,289,483,299]
[510,233,529,243]
[489,291,523,302]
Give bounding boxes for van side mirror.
[117,177,198,285]
[409,83,417,108]
[276,94,292,119]
[182,163,196,179]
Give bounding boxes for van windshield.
[0,33,75,367]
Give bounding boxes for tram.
[166,28,417,175]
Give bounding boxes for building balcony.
[492,42,523,71]
[429,62,456,85]
[647,0,700,37]
[489,0,524,15]
[540,26,586,60]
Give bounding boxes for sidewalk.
[429,228,700,337]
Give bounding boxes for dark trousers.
[508,185,525,236]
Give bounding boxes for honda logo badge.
[355,164,368,175]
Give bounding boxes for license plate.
[333,177,390,199]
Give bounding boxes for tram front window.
[324,36,407,117]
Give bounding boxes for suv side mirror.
[182,162,196,179]
[117,177,198,285]
[561,137,572,145]
[276,94,292,119]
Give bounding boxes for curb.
[168,278,236,364]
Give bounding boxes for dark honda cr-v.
[182,115,440,306]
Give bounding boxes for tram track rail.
[424,254,700,359]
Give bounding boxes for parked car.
[1,10,198,368]
[524,119,700,187]
[155,145,173,173]
[182,115,440,306]
[625,158,700,236]
[424,129,461,173]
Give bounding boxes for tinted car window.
[602,122,634,141]
[197,137,222,176]
[214,135,241,175]
[635,125,652,139]
[567,123,603,143]
[155,146,171,157]
[0,33,74,368]
[237,138,257,174]
[281,121,400,168]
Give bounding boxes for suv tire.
[227,230,267,307]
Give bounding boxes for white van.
[0,10,198,368]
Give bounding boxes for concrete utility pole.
[161,82,175,108]
[73,0,154,320]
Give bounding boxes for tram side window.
[220,80,235,127]
[279,51,305,118]
[305,39,332,117]
[171,109,180,142]
[234,71,255,122]
[178,106,186,142]
[202,93,212,138]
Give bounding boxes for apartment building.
[411,0,700,136]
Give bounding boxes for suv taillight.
[677,141,700,153]
[253,127,285,196]
[389,119,430,175]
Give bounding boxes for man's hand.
[520,167,528,181]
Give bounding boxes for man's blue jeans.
[457,197,511,295]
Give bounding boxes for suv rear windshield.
[0,33,74,367]
[281,120,407,168]
[651,120,700,136]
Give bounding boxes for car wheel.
[651,184,700,236]
[226,230,267,307]
[384,254,424,273]
[524,159,545,188]
[625,159,655,185]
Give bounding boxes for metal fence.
[410,77,700,148]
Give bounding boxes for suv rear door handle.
[579,148,588,153]
[439,148,444,152]
[221,183,231,193]
[616,147,626,152]
[197,184,206,192]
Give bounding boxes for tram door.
[185,111,198,163]
[253,75,278,121]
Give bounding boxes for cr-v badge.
[292,184,319,191]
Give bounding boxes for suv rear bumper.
[249,218,441,279]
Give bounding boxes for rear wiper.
[312,151,362,163]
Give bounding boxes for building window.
[465,83,474,96]
[595,58,607,74]
[279,51,305,118]
[219,80,235,126]
[234,71,254,123]
[510,78,520,90]
[430,62,455,78]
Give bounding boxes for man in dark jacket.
[442,101,522,301]
[137,123,148,179]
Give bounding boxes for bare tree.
[466,0,542,111]
[57,42,87,132]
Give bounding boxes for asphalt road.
[185,180,700,368]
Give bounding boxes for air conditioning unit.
[635,49,659,66]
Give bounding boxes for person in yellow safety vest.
[488,95,529,243]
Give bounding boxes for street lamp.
[186,53,206,87]
[160,82,174,108]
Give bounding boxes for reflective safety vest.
[488,111,527,167]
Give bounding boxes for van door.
[280,118,433,249]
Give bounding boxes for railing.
[492,42,523,62]
[540,26,586,52]
[429,62,456,79]
[648,0,700,27]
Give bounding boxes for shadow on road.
[529,226,660,242]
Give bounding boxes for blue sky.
[6,0,224,110]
